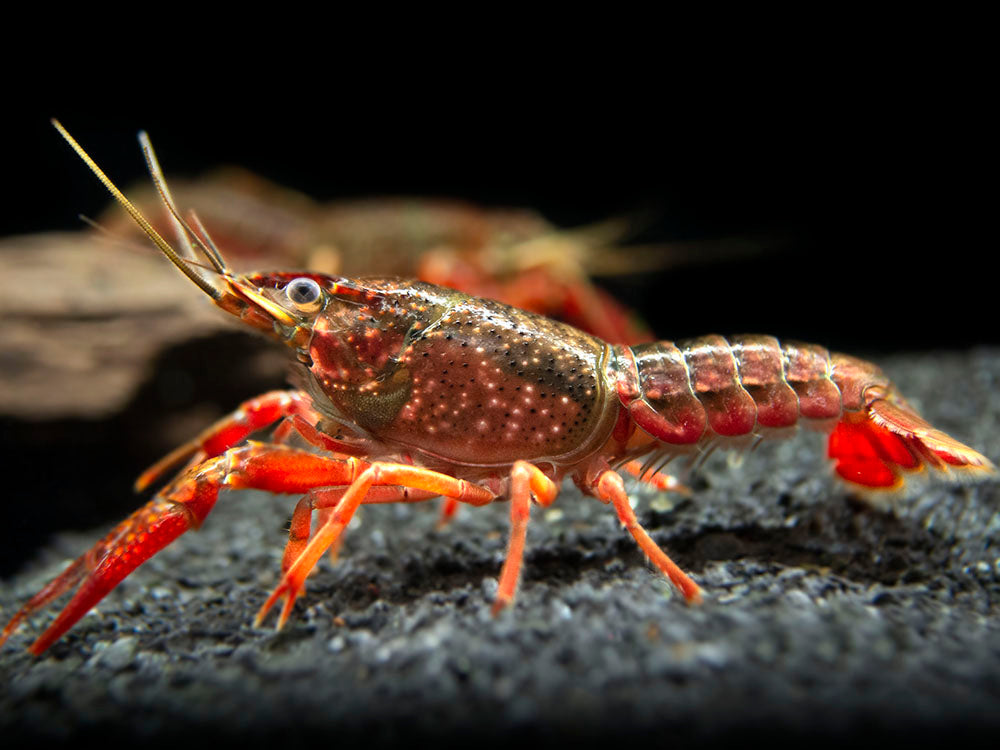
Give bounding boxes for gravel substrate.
[2,348,999,748]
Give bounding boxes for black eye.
[285,277,323,313]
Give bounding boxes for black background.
[3,79,993,353]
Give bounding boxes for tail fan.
[828,397,994,490]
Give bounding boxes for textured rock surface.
[2,349,998,747]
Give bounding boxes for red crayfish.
[1,121,993,655]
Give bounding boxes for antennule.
[51,119,222,301]
[137,130,198,264]
[138,131,228,274]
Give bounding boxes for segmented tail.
[619,339,993,492]
[828,355,993,489]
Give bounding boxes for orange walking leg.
[256,462,496,629]
[436,497,461,528]
[280,485,440,577]
[594,468,702,603]
[492,461,559,615]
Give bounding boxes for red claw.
[1,486,217,655]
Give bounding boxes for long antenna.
[51,119,222,301]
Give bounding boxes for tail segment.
[827,382,993,490]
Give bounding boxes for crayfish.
[1,121,993,655]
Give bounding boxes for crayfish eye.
[285,277,324,313]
